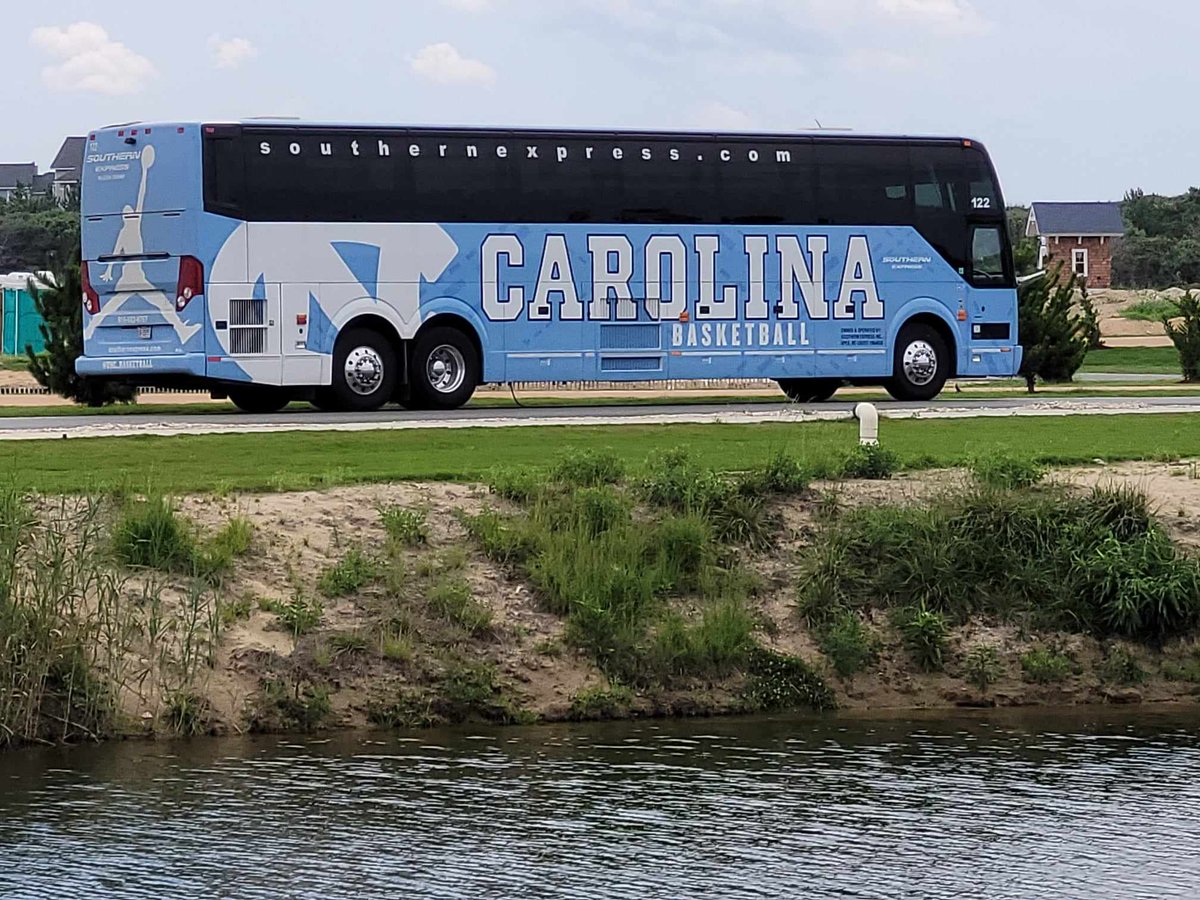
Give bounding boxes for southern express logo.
[478,233,884,351]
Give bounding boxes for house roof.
[1029,201,1125,236]
[0,163,37,190]
[50,136,85,173]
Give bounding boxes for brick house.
[1026,201,1125,288]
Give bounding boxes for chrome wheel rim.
[902,340,938,386]
[427,344,466,394]
[344,346,385,396]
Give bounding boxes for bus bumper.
[76,354,207,379]
[960,346,1022,378]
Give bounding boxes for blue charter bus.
[77,122,1021,412]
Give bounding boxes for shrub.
[1121,296,1181,322]
[737,450,810,497]
[816,609,878,678]
[1099,644,1146,686]
[962,643,1003,692]
[1163,291,1200,382]
[113,495,196,572]
[970,455,1046,490]
[795,482,1200,641]
[549,448,625,487]
[568,486,630,537]
[638,447,731,513]
[708,492,774,551]
[317,549,379,598]
[487,467,544,504]
[1020,646,1076,684]
[1018,265,1089,390]
[743,647,836,712]
[264,594,324,637]
[569,684,634,720]
[428,576,492,635]
[840,443,900,480]
[897,602,948,671]
[378,505,428,546]
[1161,647,1200,683]
[648,601,755,679]
[1078,287,1103,350]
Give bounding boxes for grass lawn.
[0,356,28,372]
[1079,345,1179,375]
[4,413,1197,495]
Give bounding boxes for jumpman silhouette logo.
[85,144,202,344]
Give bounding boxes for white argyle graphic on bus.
[208,221,459,356]
[85,145,203,343]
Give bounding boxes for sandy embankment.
[96,460,1199,737]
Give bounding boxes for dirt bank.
[77,460,1190,740]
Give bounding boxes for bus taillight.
[176,256,205,310]
[81,261,100,315]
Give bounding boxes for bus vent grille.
[599,324,660,350]
[230,328,266,355]
[229,297,267,355]
[230,298,266,327]
[600,356,661,372]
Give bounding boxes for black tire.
[228,386,291,414]
[778,378,841,403]
[886,322,950,401]
[309,389,340,412]
[327,327,398,412]
[408,326,479,410]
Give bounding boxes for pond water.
[2,709,1199,898]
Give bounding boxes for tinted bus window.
[408,134,517,223]
[910,144,970,272]
[815,142,911,225]
[715,142,813,224]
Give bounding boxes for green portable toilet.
[1,281,47,356]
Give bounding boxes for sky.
[3,0,1196,205]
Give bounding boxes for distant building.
[49,136,85,201]
[0,163,39,201]
[1026,201,1125,289]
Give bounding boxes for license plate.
[138,325,153,340]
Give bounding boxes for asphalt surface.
[0,395,1198,441]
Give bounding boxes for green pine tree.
[1163,291,1200,382]
[25,249,137,407]
[1018,264,1089,392]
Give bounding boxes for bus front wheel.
[328,327,399,412]
[228,386,291,414]
[886,323,950,402]
[408,327,479,410]
[778,378,840,403]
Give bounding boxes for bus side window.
[910,145,969,273]
[814,142,911,226]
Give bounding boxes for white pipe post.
[854,402,879,445]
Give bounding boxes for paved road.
[0,395,1197,441]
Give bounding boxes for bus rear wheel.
[778,378,840,403]
[408,327,479,410]
[327,327,398,412]
[228,386,291,414]
[886,322,950,402]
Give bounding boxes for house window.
[1073,247,1089,277]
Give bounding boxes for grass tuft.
[840,443,900,480]
[378,505,429,546]
[317,548,379,598]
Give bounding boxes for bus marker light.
[957,308,967,321]
[679,310,690,322]
[208,356,223,363]
[296,314,308,325]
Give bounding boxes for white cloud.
[410,42,496,86]
[208,35,258,70]
[875,0,987,34]
[690,101,756,131]
[29,21,156,95]
[843,48,919,72]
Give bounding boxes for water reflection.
[2,709,1199,899]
